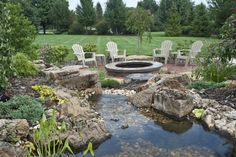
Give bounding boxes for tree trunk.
[43,23,46,35]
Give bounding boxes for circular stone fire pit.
[105,61,163,76]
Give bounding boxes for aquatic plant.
[192,108,204,119]
[26,110,73,157]
[26,110,95,157]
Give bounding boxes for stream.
[81,94,236,157]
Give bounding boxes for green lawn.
[34,32,218,60]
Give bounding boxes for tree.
[49,0,71,33]
[76,0,96,34]
[191,3,211,37]
[126,8,153,53]
[33,0,53,34]
[0,2,36,91]
[137,0,158,14]
[165,4,182,36]
[9,0,39,27]
[105,0,127,34]
[156,0,173,30]
[208,0,236,33]
[219,14,236,62]
[96,2,103,21]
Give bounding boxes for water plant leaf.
[82,142,94,157]
[192,108,204,119]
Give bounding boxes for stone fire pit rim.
[105,60,163,74]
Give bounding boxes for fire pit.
[105,61,163,76]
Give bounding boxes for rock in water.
[153,88,194,119]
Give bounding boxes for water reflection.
[83,94,236,157]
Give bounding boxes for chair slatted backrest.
[160,40,172,56]
[72,44,84,60]
[106,41,118,57]
[191,41,203,57]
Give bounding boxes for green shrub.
[40,45,69,65]
[68,20,85,34]
[83,44,97,58]
[12,53,38,76]
[0,95,44,124]
[96,20,109,35]
[187,80,226,90]
[194,59,236,83]
[0,2,36,92]
[101,79,120,88]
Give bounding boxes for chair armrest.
[153,48,162,55]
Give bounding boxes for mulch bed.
[199,87,236,109]
[0,75,54,101]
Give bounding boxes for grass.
[34,32,218,60]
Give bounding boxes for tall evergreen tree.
[165,3,182,36]
[137,0,158,14]
[96,2,103,21]
[156,0,173,30]
[105,0,126,34]
[208,0,236,33]
[33,0,54,34]
[76,0,96,33]
[49,0,71,33]
[191,3,211,37]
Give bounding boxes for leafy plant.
[192,108,204,119]
[82,142,94,157]
[12,53,38,76]
[126,8,153,53]
[26,111,74,157]
[187,80,226,90]
[0,95,44,124]
[40,45,69,65]
[0,2,36,92]
[83,44,97,58]
[32,85,67,105]
[101,79,120,88]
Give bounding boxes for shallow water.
[81,94,236,157]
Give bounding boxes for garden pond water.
[79,94,236,157]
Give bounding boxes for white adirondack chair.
[106,41,126,62]
[153,40,172,64]
[72,44,97,67]
[175,41,203,67]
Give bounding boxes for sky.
[68,0,208,11]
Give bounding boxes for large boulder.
[53,87,110,149]
[0,142,26,157]
[153,87,194,119]
[0,119,29,143]
[129,76,188,108]
[41,66,101,92]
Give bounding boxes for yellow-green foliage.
[12,53,38,76]
[192,108,204,119]
[32,85,66,105]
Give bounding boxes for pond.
[81,95,236,157]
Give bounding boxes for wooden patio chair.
[106,41,126,63]
[153,40,173,64]
[72,44,97,67]
[175,41,203,67]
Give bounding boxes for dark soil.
[199,87,236,109]
[7,75,54,98]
